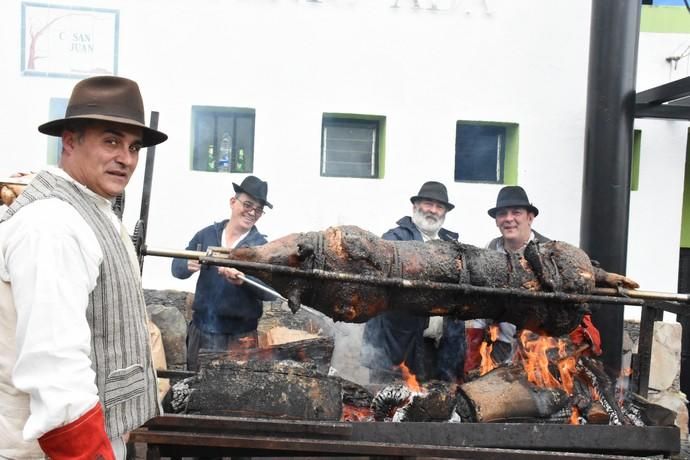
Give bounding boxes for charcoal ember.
[571,376,593,410]
[395,381,458,422]
[371,384,412,421]
[335,376,373,409]
[164,375,199,414]
[224,226,628,335]
[579,357,627,426]
[623,392,677,427]
[586,401,611,424]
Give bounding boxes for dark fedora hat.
[488,185,539,218]
[233,175,273,209]
[38,76,168,147]
[410,181,454,211]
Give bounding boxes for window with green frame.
[631,129,641,191]
[454,121,518,184]
[320,114,385,178]
[191,106,255,173]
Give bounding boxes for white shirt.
[0,168,116,441]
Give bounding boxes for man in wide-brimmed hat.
[0,76,167,458]
[465,186,603,372]
[466,186,551,372]
[362,181,465,383]
[172,175,277,372]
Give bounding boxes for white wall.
[2,0,688,318]
[632,30,690,320]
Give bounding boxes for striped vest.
[1,170,158,438]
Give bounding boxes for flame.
[517,330,577,394]
[478,324,501,375]
[569,406,580,425]
[399,362,422,392]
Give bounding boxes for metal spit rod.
[141,245,671,306]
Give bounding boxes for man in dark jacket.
[361,181,465,383]
[466,186,602,372]
[466,186,550,371]
[172,175,276,371]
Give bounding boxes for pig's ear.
[297,243,314,261]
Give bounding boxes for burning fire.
[478,324,501,375]
[478,329,586,424]
[518,330,577,393]
[399,362,422,392]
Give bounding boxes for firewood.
[199,336,334,375]
[184,359,342,421]
[456,365,569,422]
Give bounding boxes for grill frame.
[130,414,680,458]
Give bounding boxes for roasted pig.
[224,226,636,336]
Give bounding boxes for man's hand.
[218,267,245,285]
[0,172,35,206]
[187,260,201,273]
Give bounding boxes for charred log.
[397,381,458,422]
[179,359,343,421]
[224,226,633,335]
[579,357,627,425]
[456,365,570,422]
[198,336,334,375]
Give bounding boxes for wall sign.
[21,2,119,78]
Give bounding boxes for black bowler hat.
[488,185,539,218]
[410,181,454,211]
[38,76,167,147]
[233,175,273,209]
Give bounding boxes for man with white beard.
[361,181,465,383]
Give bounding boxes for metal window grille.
[321,117,379,178]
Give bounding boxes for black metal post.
[133,111,160,273]
[581,0,641,377]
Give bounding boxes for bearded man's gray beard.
[412,207,445,236]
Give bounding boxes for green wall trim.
[504,124,519,185]
[680,129,690,248]
[641,5,690,34]
[631,130,641,192]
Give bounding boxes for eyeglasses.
[236,198,265,216]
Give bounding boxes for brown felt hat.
[38,76,167,147]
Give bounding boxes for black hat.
[410,181,454,211]
[233,175,273,209]
[488,185,539,218]
[38,76,168,147]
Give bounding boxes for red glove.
[569,313,602,356]
[38,403,115,460]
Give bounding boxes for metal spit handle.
[236,273,287,302]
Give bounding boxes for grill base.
[130,414,680,459]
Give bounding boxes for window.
[320,114,385,178]
[191,106,255,173]
[47,97,68,165]
[454,121,518,184]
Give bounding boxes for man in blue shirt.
[172,175,276,371]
